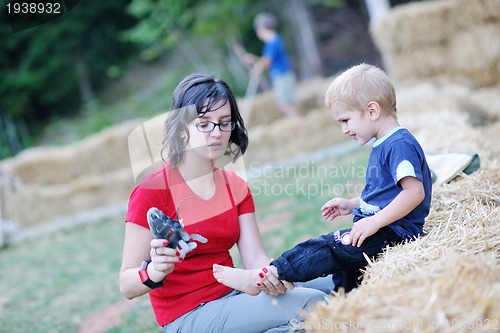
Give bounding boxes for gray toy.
[147,206,207,258]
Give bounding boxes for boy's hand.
[350,217,380,247]
[321,198,353,221]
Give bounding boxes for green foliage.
[125,0,256,61]
[0,0,139,157]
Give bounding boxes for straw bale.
[465,84,500,118]
[307,252,499,333]
[244,90,282,126]
[127,112,166,183]
[456,86,500,127]
[395,81,470,115]
[389,45,452,79]
[391,80,500,163]
[371,0,500,87]
[370,0,456,53]
[243,77,332,127]
[9,168,134,226]
[405,108,500,163]
[305,166,500,332]
[0,120,142,226]
[0,120,141,186]
[295,77,334,114]
[453,0,500,30]
[244,108,348,165]
[447,23,500,87]
[371,0,500,53]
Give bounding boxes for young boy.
[213,63,432,294]
[244,12,299,118]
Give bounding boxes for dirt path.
[78,299,137,333]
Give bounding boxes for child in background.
[244,12,299,118]
[213,63,432,293]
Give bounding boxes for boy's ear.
[366,101,381,120]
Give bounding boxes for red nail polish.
[256,282,261,286]
[163,240,169,246]
[259,272,264,278]
[262,267,268,273]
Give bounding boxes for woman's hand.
[257,270,295,296]
[149,239,180,282]
[256,261,295,296]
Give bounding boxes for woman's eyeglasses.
[194,121,236,133]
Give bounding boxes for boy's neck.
[260,29,277,41]
[375,116,400,140]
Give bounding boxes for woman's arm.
[119,222,178,299]
[236,213,270,269]
[237,212,289,294]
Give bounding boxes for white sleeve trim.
[359,199,381,215]
[396,160,416,182]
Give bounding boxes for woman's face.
[185,100,233,162]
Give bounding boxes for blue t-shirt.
[262,35,292,80]
[352,127,432,239]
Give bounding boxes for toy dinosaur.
[147,207,207,258]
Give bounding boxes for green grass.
[0,219,127,332]
[252,147,369,258]
[0,147,368,333]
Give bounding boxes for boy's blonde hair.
[325,63,397,115]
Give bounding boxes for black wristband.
[138,259,164,289]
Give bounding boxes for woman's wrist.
[147,261,167,283]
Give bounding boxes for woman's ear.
[366,101,381,120]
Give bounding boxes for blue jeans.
[271,226,404,292]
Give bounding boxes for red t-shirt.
[125,163,255,326]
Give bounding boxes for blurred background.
[0,0,421,157]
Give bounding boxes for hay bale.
[0,120,142,226]
[244,108,348,165]
[371,0,456,53]
[447,23,500,87]
[0,120,141,186]
[307,252,499,332]
[244,90,282,126]
[389,44,452,79]
[305,166,500,332]
[127,112,166,182]
[243,77,333,127]
[371,0,500,87]
[372,0,500,53]
[9,168,134,226]
[453,0,500,29]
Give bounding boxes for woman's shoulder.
[136,162,172,191]
[216,167,248,185]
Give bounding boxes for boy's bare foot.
[212,264,261,296]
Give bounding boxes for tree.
[0,0,138,157]
[286,0,325,79]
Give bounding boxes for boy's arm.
[350,176,425,247]
[321,196,360,221]
[243,53,270,68]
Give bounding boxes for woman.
[119,74,326,332]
